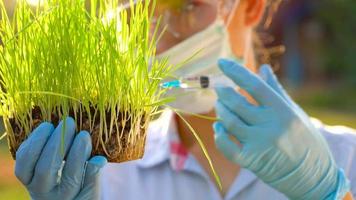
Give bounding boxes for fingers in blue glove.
[59,131,92,199]
[83,156,107,186]
[213,122,242,163]
[30,117,76,193]
[259,64,293,105]
[215,87,262,125]
[218,59,279,107]
[215,101,251,142]
[15,122,54,185]
[75,156,107,200]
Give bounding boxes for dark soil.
[8,106,147,163]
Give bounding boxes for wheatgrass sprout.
[0,0,173,162]
[0,0,223,189]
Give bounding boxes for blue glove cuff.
[325,169,350,200]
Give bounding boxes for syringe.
[160,74,237,90]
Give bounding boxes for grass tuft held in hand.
[0,0,223,189]
[0,0,173,162]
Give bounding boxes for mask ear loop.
[225,0,241,27]
[222,0,249,64]
[163,11,181,39]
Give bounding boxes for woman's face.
[153,0,220,54]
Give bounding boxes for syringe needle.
[160,74,237,90]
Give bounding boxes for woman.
[14,0,355,199]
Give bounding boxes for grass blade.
[175,111,222,190]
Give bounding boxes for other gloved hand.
[213,59,350,199]
[15,117,107,200]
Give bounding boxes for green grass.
[0,0,224,190]
[0,0,173,161]
[0,0,223,189]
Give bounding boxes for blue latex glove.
[15,117,107,200]
[213,59,350,200]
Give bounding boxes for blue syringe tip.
[160,80,181,89]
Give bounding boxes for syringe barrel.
[201,74,236,89]
[161,74,237,90]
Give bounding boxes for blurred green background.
[0,0,355,199]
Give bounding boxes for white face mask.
[158,4,245,114]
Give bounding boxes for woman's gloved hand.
[213,59,350,199]
[15,117,107,200]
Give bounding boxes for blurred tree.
[315,0,356,86]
